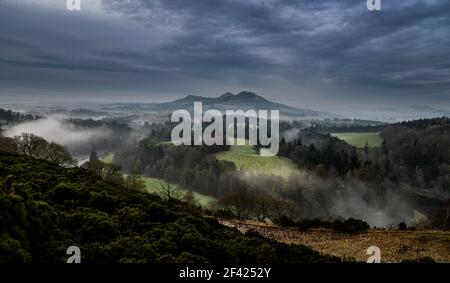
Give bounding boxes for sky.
[0,0,449,112]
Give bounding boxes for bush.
[332,218,370,234]
[245,228,263,238]
[398,222,407,231]
[274,215,296,227]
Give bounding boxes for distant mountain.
[354,105,450,122]
[402,105,450,117]
[152,91,335,120]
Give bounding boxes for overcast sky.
[0,0,449,111]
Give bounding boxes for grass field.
[140,176,216,207]
[331,132,383,148]
[101,153,115,163]
[105,153,216,206]
[214,142,298,178]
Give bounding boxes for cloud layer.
[0,0,449,109]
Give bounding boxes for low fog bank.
[240,171,419,227]
[4,117,109,146]
[3,117,115,157]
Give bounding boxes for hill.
[149,91,335,120]
[0,152,339,263]
[221,220,450,263]
[214,142,298,178]
[331,132,383,148]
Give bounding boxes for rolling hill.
[214,142,298,178]
[148,91,335,120]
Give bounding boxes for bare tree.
[14,133,47,158]
[159,183,181,202]
[44,142,77,167]
[13,133,76,167]
[219,191,255,219]
[101,163,124,185]
[253,192,278,221]
[82,160,124,185]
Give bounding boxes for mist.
[241,171,416,228]
[3,117,111,155]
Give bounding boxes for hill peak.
[236,91,261,99]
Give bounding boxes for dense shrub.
[398,222,408,231]
[274,215,296,227]
[275,217,370,234]
[332,218,370,234]
[0,152,340,263]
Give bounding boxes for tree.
[398,222,407,231]
[13,133,48,158]
[82,160,105,176]
[182,190,198,206]
[219,191,255,219]
[89,150,99,162]
[159,183,181,202]
[45,142,77,167]
[82,160,124,185]
[429,199,450,230]
[13,133,76,167]
[101,163,124,185]
[253,192,279,221]
[125,173,146,192]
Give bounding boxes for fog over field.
[4,117,109,146]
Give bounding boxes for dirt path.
[220,219,450,263]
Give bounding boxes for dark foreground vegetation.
[0,152,340,263]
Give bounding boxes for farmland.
[214,142,299,178]
[331,132,383,148]
[141,176,216,207]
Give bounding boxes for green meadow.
[215,142,298,178]
[101,153,115,163]
[331,132,383,148]
[137,176,216,207]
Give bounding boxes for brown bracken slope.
[220,220,450,263]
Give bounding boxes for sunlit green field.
[331,132,383,148]
[141,177,216,207]
[214,142,298,178]
[101,153,114,163]
[105,152,215,206]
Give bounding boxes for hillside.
[214,143,298,178]
[0,152,340,263]
[149,91,335,120]
[331,132,383,148]
[221,220,450,263]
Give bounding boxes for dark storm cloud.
[0,0,449,107]
[101,0,450,90]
